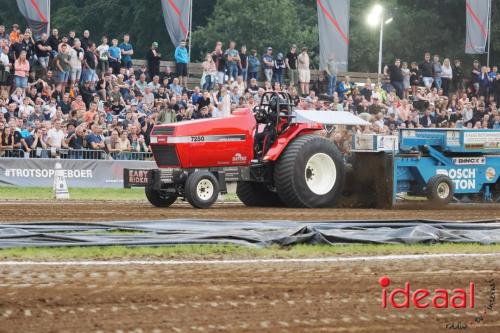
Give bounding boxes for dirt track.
[0,256,499,333]
[1,201,499,332]
[0,201,499,222]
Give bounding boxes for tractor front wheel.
[145,186,178,208]
[274,135,345,208]
[185,171,220,209]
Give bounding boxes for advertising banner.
[0,158,156,188]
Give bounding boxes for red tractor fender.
[262,123,324,162]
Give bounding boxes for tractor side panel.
[174,111,257,168]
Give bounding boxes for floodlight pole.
[378,16,384,77]
[487,0,492,67]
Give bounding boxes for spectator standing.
[402,61,410,99]
[96,36,110,75]
[156,105,177,124]
[297,47,310,95]
[80,30,92,51]
[0,46,10,73]
[35,33,51,73]
[453,59,464,92]
[69,39,84,86]
[201,53,216,91]
[13,50,29,89]
[146,42,161,78]
[420,52,434,89]
[108,38,121,74]
[239,45,248,83]
[262,47,274,83]
[441,58,453,96]
[211,41,225,84]
[119,34,134,70]
[224,41,239,82]
[325,54,337,97]
[55,43,71,90]
[285,45,298,87]
[273,53,286,85]
[9,24,20,45]
[174,40,188,87]
[432,54,442,91]
[47,28,60,58]
[247,49,260,81]
[385,58,404,99]
[83,42,97,85]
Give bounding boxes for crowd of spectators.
[0,23,499,161]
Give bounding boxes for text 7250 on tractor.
[124,92,368,208]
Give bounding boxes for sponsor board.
[0,158,155,188]
[452,157,486,165]
[436,168,477,190]
[464,131,500,150]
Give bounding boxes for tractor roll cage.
[253,91,295,131]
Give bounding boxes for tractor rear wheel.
[185,171,219,209]
[274,135,345,208]
[236,182,284,207]
[426,175,454,206]
[145,186,177,208]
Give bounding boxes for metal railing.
[0,148,153,161]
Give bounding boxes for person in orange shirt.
[9,24,20,45]
[83,101,97,123]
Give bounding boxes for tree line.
[0,0,497,72]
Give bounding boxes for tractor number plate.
[191,136,205,142]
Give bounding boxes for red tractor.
[124,92,367,208]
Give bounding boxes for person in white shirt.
[441,58,453,96]
[69,39,84,86]
[0,46,9,72]
[96,36,110,74]
[47,120,66,149]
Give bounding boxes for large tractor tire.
[236,182,284,207]
[274,135,345,208]
[185,170,219,209]
[426,175,454,206]
[145,186,177,208]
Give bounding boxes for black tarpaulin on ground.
[0,219,499,248]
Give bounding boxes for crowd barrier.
[0,148,153,161]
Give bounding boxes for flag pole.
[187,0,193,88]
[188,0,193,63]
[47,0,51,35]
[487,0,492,67]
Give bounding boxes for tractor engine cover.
[150,108,256,169]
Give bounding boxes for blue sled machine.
[351,129,500,207]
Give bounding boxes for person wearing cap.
[262,47,274,83]
[174,39,189,87]
[297,47,310,95]
[273,53,286,85]
[147,41,161,78]
[285,45,298,87]
[9,24,20,45]
[247,49,260,82]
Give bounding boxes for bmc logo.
[379,276,475,309]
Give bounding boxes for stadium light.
[366,4,393,77]
[367,4,383,26]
